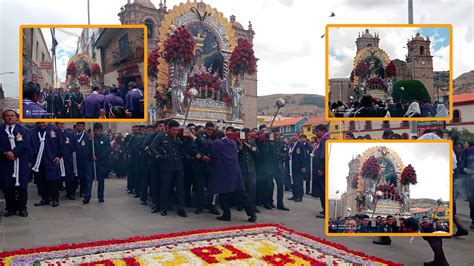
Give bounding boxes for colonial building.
[329,29,445,103]
[272,117,308,137]
[117,0,257,128]
[22,28,53,90]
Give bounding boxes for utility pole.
[408,0,417,137]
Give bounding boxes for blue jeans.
[84,162,108,200]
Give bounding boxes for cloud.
[0,0,472,98]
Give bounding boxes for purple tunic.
[125,89,144,118]
[196,137,246,195]
[81,93,109,118]
[30,124,65,181]
[23,99,48,118]
[105,93,124,107]
[0,124,31,189]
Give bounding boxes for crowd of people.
[0,109,330,222]
[330,95,450,118]
[22,81,144,119]
[329,214,450,234]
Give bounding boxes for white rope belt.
[72,151,78,176]
[59,158,66,177]
[32,131,47,172]
[5,129,20,186]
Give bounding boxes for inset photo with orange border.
[20,25,147,122]
[325,140,453,237]
[325,24,453,121]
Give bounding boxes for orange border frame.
[325,24,453,121]
[19,24,148,123]
[325,139,453,237]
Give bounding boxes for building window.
[382,121,390,129]
[349,121,356,131]
[400,121,409,127]
[41,52,45,62]
[145,19,154,38]
[420,46,425,55]
[364,121,372,130]
[35,41,39,61]
[452,110,461,123]
[119,34,129,56]
[335,125,339,130]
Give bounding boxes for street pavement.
[1,178,473,265]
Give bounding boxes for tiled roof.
[453,92,474,105]
[303,117,327,126]
[272,117,305,127]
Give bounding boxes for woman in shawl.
[404,102,422,117]
[435,104,449,118]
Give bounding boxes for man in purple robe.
[30,122,65,207]
[0,110,31,217]
[124,81,144,118]
[80,86,109,118]
[105,87,124,108]
[74,122,89,197]
[22,81,48,119]
[187,130,257,222]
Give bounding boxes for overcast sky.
[329,27,451,79]
[328,142,450,201]
[1,0,473,98]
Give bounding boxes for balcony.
[112,43,136,66]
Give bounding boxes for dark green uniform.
[149,133,184,211]
[190,132,214,212]
[123,133,136,193]
[255,134,281,208]
[238,139,259,211]
[139,132,158,203]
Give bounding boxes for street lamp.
[399,86,405,103]
[334,190,340,218]
[371,190,384,218]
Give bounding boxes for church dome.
[413,32,425,41]
[361,29,374,38]
[133,0,155,9]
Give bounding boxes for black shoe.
[34,200,50,206]
[263,204,272,210]
[294,198,302,202]
[236,206,243,212]
[140,200,147,205]
[470,223,474,230]
[151,207,159,213]
[3,210,15,217]
[51,200,59,207]
[195,208,203,214]
[66,195,75,200]
[255,208,261,213]
[177,209,187,217]
[160,210,168,216]
[127,190,133,194]
[18,210,28,217]
[277,205,290,211]
[315,214,325,218]
[209,206,220,215]
[270,203,276,208]
[287,197,296,200]
[248,214,257,222]
[82,199,90,204]
[133,194,140,198]
[423,260,449,266]
[98,198,104,203]
[372,239,391,246]
[453,229,469,237]
[319,211,324,215]
[217,215,231,221]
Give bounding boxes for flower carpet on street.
[0,224,400,265]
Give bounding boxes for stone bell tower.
[356,29,380,52]
[406,32,434,100]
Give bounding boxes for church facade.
[329,29,440,104]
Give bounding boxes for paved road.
[1,178,473,265]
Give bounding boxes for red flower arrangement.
[148,48,160,78]
[385,61,397,77]
[365,77,387,90]
[187,66,223,97]
[77,74,90,86]
[351,174,359,189]
[163,26,195,66]
[361,156,380,180]
[355,61,368,78]
[401,164,417,185]
[91,63,101,76]
[67,62,77,77]
[375,183,400,200]
[229,38,257,77]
